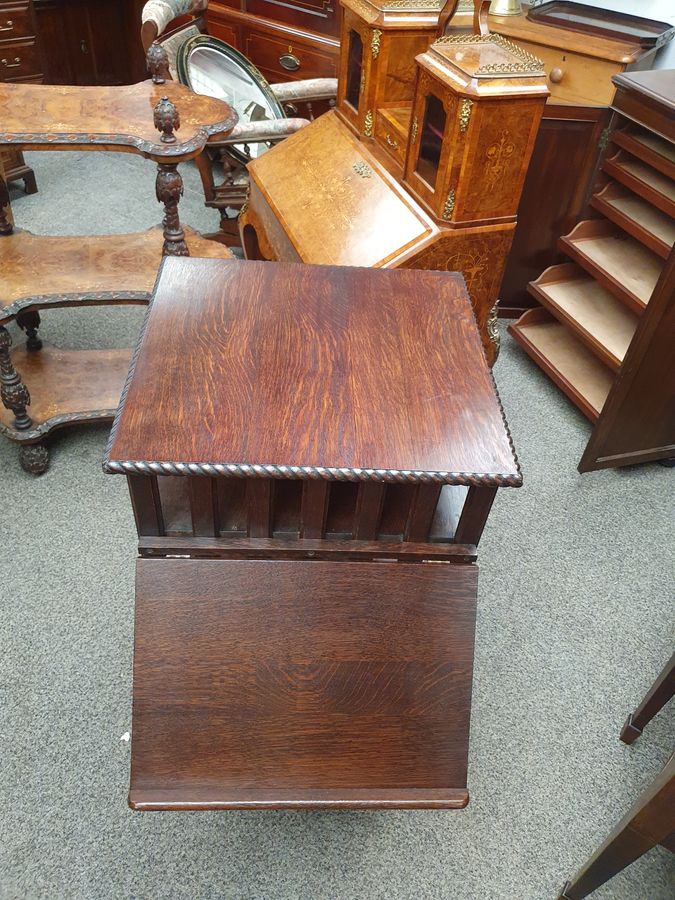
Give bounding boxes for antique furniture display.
[0,76,237,473]
[557,658,675,900]
[0,0,43,194]
[104,256,521,810]
[141,1,337,243]
[240,0,548,365]
[509,70,675,472]
[491,4,671,315]
[620,652,675,747]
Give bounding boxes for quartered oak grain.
[106,257,520,483]
[130,557,478,810]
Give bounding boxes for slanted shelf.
[527,263,638,371]
[508,308,613,422]
[603,149,675,220]
[590,182,675,260]
[559,219,662,314]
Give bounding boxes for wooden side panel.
[130,557,479,809]
[578,248,675,471]
[405,224,516,366]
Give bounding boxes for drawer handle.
[0,20,14,32]
[279,53,300,72]
[385,133,399,151]
[549,67,564,84]
[2,57,21,68]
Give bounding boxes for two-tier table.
[105,257,521,810]
[0,74,237,473]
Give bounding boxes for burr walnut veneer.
[0,75,236,473]
[105,257,521,810]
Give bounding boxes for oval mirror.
[177,35,286,164]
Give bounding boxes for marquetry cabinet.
[0,71,237,474]
[509,70,675,472]
[105,256,522,810]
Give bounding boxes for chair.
[141,0,337,245]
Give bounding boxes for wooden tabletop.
[105,258,521,486]
[0,81,237,161]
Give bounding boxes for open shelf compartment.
[591,181,675,259]
[527,262,638,370]
[508,308,614,422]
[559,218,663,313]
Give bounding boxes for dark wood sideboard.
[32,0,147,86]
[205,0,340,99]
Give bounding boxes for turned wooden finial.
[147,41,170,84]
[153,96,180,144]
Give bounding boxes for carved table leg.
[156,163,189,257]
[153,95,189,258]
[0,325,32,430]
[16,309,43,351]
[19,443,49,475]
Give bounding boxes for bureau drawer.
[244,30,337,83]
[0,36,40,80]
[0,2,33,43]
[375,108,407,168]
[515,39,621,107]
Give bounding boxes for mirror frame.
[177,34,286,164]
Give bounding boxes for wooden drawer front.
[207,19,240,49]
[375,110,406,168]
[245,30,337,83]
[0,2,33,42]
[0,37,40,79]
[515,39,620,107]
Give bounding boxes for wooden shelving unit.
[509,70,675,471]
[0,73,237,474]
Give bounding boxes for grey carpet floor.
[1,150,673,900]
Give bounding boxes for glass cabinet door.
[416,94,446,189]
[345,30,364,110]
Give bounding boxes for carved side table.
[105,257,521,810]
[0,72,237,473]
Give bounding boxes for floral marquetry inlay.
[485,131,516,188]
